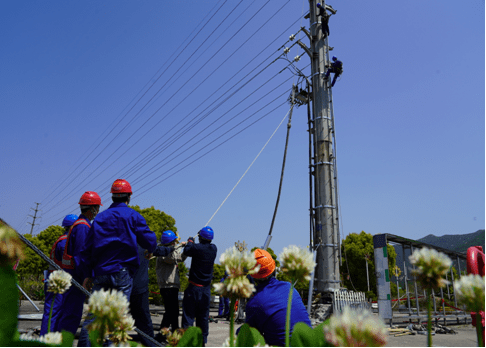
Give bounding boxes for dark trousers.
[56,275,86,336]
[77,268,133,347]
[181,284,211,344]
[160,287,180,331]
[130,290,155,347]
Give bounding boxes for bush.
[18,274,45,302]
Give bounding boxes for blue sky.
[1,1,484,264]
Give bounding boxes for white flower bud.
[47,270,72,294]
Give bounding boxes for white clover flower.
[279,245,316,283]
[221,337,230,347]
[214,247,259,299]
[294,55,301,62]
[19,333,37,341]
[47,270,72,294]
[289,34,295,41]
[220,247,259,278]
[88,288,130,322]
[111,314,135,344]
[40,331,63,345]
[323,307,387,347]
[454,274,485,312]
[409,247,452,290]
[284,47,290,54]
[0,226,25,265]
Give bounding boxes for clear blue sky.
[1,1,484,263]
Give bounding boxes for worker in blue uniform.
[40,214,78,336]
[77,179,173,347]
[324,56,343,87]
[238,249,312,347]
[56,192,102,337]
[316,3,330,38]
[216,272,230,319]
[181,226,217,347]
[129,245,155,347]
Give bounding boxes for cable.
[205,102,293,226]
[266,86,295,241]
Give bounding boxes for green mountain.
[418,229,485,253]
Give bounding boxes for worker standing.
[40,214,78,336]
[129,245,156,347]
[316,3,331,38]
[56,192,102,337]
[324,56,343,87]
[77,179,173,347]
[154,230,187,342]
[239,249,311,346]
[181,226,217,347]
[216,272,230,320]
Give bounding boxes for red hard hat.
[78,191,102,206]
[111,179,132,194]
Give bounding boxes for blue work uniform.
[181,238,217,345]
[56,215,92,336]
[325,59,343,87]
[40,233,68,335]
[77,202,168,347]
[129,245,155,347]
[242,276,311,347]
[218,274,230,317]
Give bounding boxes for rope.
[205,102,293,226]
[2,218,163,347]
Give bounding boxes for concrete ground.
[17,300,479,347]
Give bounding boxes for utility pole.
[27,202,41,235]
[298,0,340,296]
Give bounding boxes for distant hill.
[418,229,485,254]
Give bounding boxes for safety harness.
[48,234,68,272]
[62,218,90,269]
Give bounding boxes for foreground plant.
[213,246,259,347]
[323,307,387,347]
[46,270,72,333]
[409,247,452,347]
[454,274,485,347]
[279,245,316,347]
[0,226,25,266]
[160,327,187,347]
[86,288,134,345]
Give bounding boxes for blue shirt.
[131,245,149,295]
[183,239,217,287]
[65,215,92,281]
[244,277,311,346]
[79,202,157,280]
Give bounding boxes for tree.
[340,231,397,298]
[16,226,64,278]
[212,263,226,296]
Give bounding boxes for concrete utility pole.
[299,0,340,295]
[27,202,41,235]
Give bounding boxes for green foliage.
[178,261,189,292]
[340,231,396,297]
[130,205,177,242]
[0,266,19,346]
[290,322,333,347]
[235,324,266,347]
[177,326,203,347]
[18,274,45,301]
[16,226,64,278]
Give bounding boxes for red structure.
[467,246,485,343]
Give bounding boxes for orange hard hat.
[78,191,102,206]
[252,248,275,279]
[111,179,132,194]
